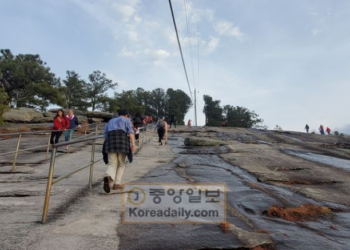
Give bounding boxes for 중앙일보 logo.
[122,183,226,224]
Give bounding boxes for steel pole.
[45,132,51,160]
[42,147,57,224]
[12,134,22,172]
[89,141,96,188]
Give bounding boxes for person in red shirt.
[50,109,69,144]
[187,119,192,127]
[326,127,331,135]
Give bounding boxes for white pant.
[106,153,127,185]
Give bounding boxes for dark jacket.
[67,115,79,129]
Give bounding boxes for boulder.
[43,111,54,117]
[86,111,112,120]
[90,118,103,123]
[184,137,227,146]
[31,117,54,123]
[47,108,87,116]
[77,115,88,124]
[2,108,43,122]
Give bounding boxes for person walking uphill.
[103,109,135,193]
[65,109,81,150]
[319,125,325,135]
[326,127,331,135]
[156,116,167,145]
[305,124,310,133]
[50,109,69,144]
[169,113,176,128]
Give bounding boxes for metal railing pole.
[95,123,99,135]
[12,134,22,172]
[42,147,57,224]
[67,129,73,153]
[45,132,51,160]
[89,141,96,188]
[83,129,87,146]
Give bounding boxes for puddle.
[284,149,350,172]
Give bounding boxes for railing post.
[95,123,99,135]
[12,134,22,172]
[45,131,51,160]
[89,140,96,188]
[42,147,57,224]
[67,129,73,153]
[83,129,87,146]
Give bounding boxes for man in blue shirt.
[103,109,135,193]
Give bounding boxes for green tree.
[15,79,64,112]
[0,87,9,124]
[115,90,145,115]
[224,105,263,128]
[135,87,155,115]
[86,71,117,111]
[203,95,222,126]
[150,88,167,116]
[62,71,89,110]
[0,49,60,109]
[166,88,192,124]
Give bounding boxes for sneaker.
[103,176,111,193]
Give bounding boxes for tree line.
[0,49,192,124]
[203,94,263,128]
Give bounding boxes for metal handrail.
[0,122,96,137]
[41,131,152,224]
[0,123,104,171]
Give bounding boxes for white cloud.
[128,29,138,42]
[144,49,170,66]
[214,21,245,40]
[206,37,220,53]
[119,47,136,57]
[312,29,319,35]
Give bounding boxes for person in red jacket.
[50,109,69,144]
[326,127,331,135]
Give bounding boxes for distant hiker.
[65,109,81,150]
[326,127,331,135]
[169,113,177,128]
[305,124,309,133]
[133,113,143,141]
[50,109,69,144]
[156,116,166,145]
[103,109,135,193]
[187,119,192,127]
[319,125,325,135]
[149,115,153,124]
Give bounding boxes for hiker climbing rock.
[319,125,325,135]
[169,113,177,128]
[103,109,135,193]
[305,124,309,133]
[187,119,192,127]
[326,127,331,135]
[156,116,167,145]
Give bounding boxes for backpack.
[158,120,165,128]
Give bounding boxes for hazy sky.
[1,0,349,133]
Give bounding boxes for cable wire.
[168,0,193,101]
[184,0,196,92]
